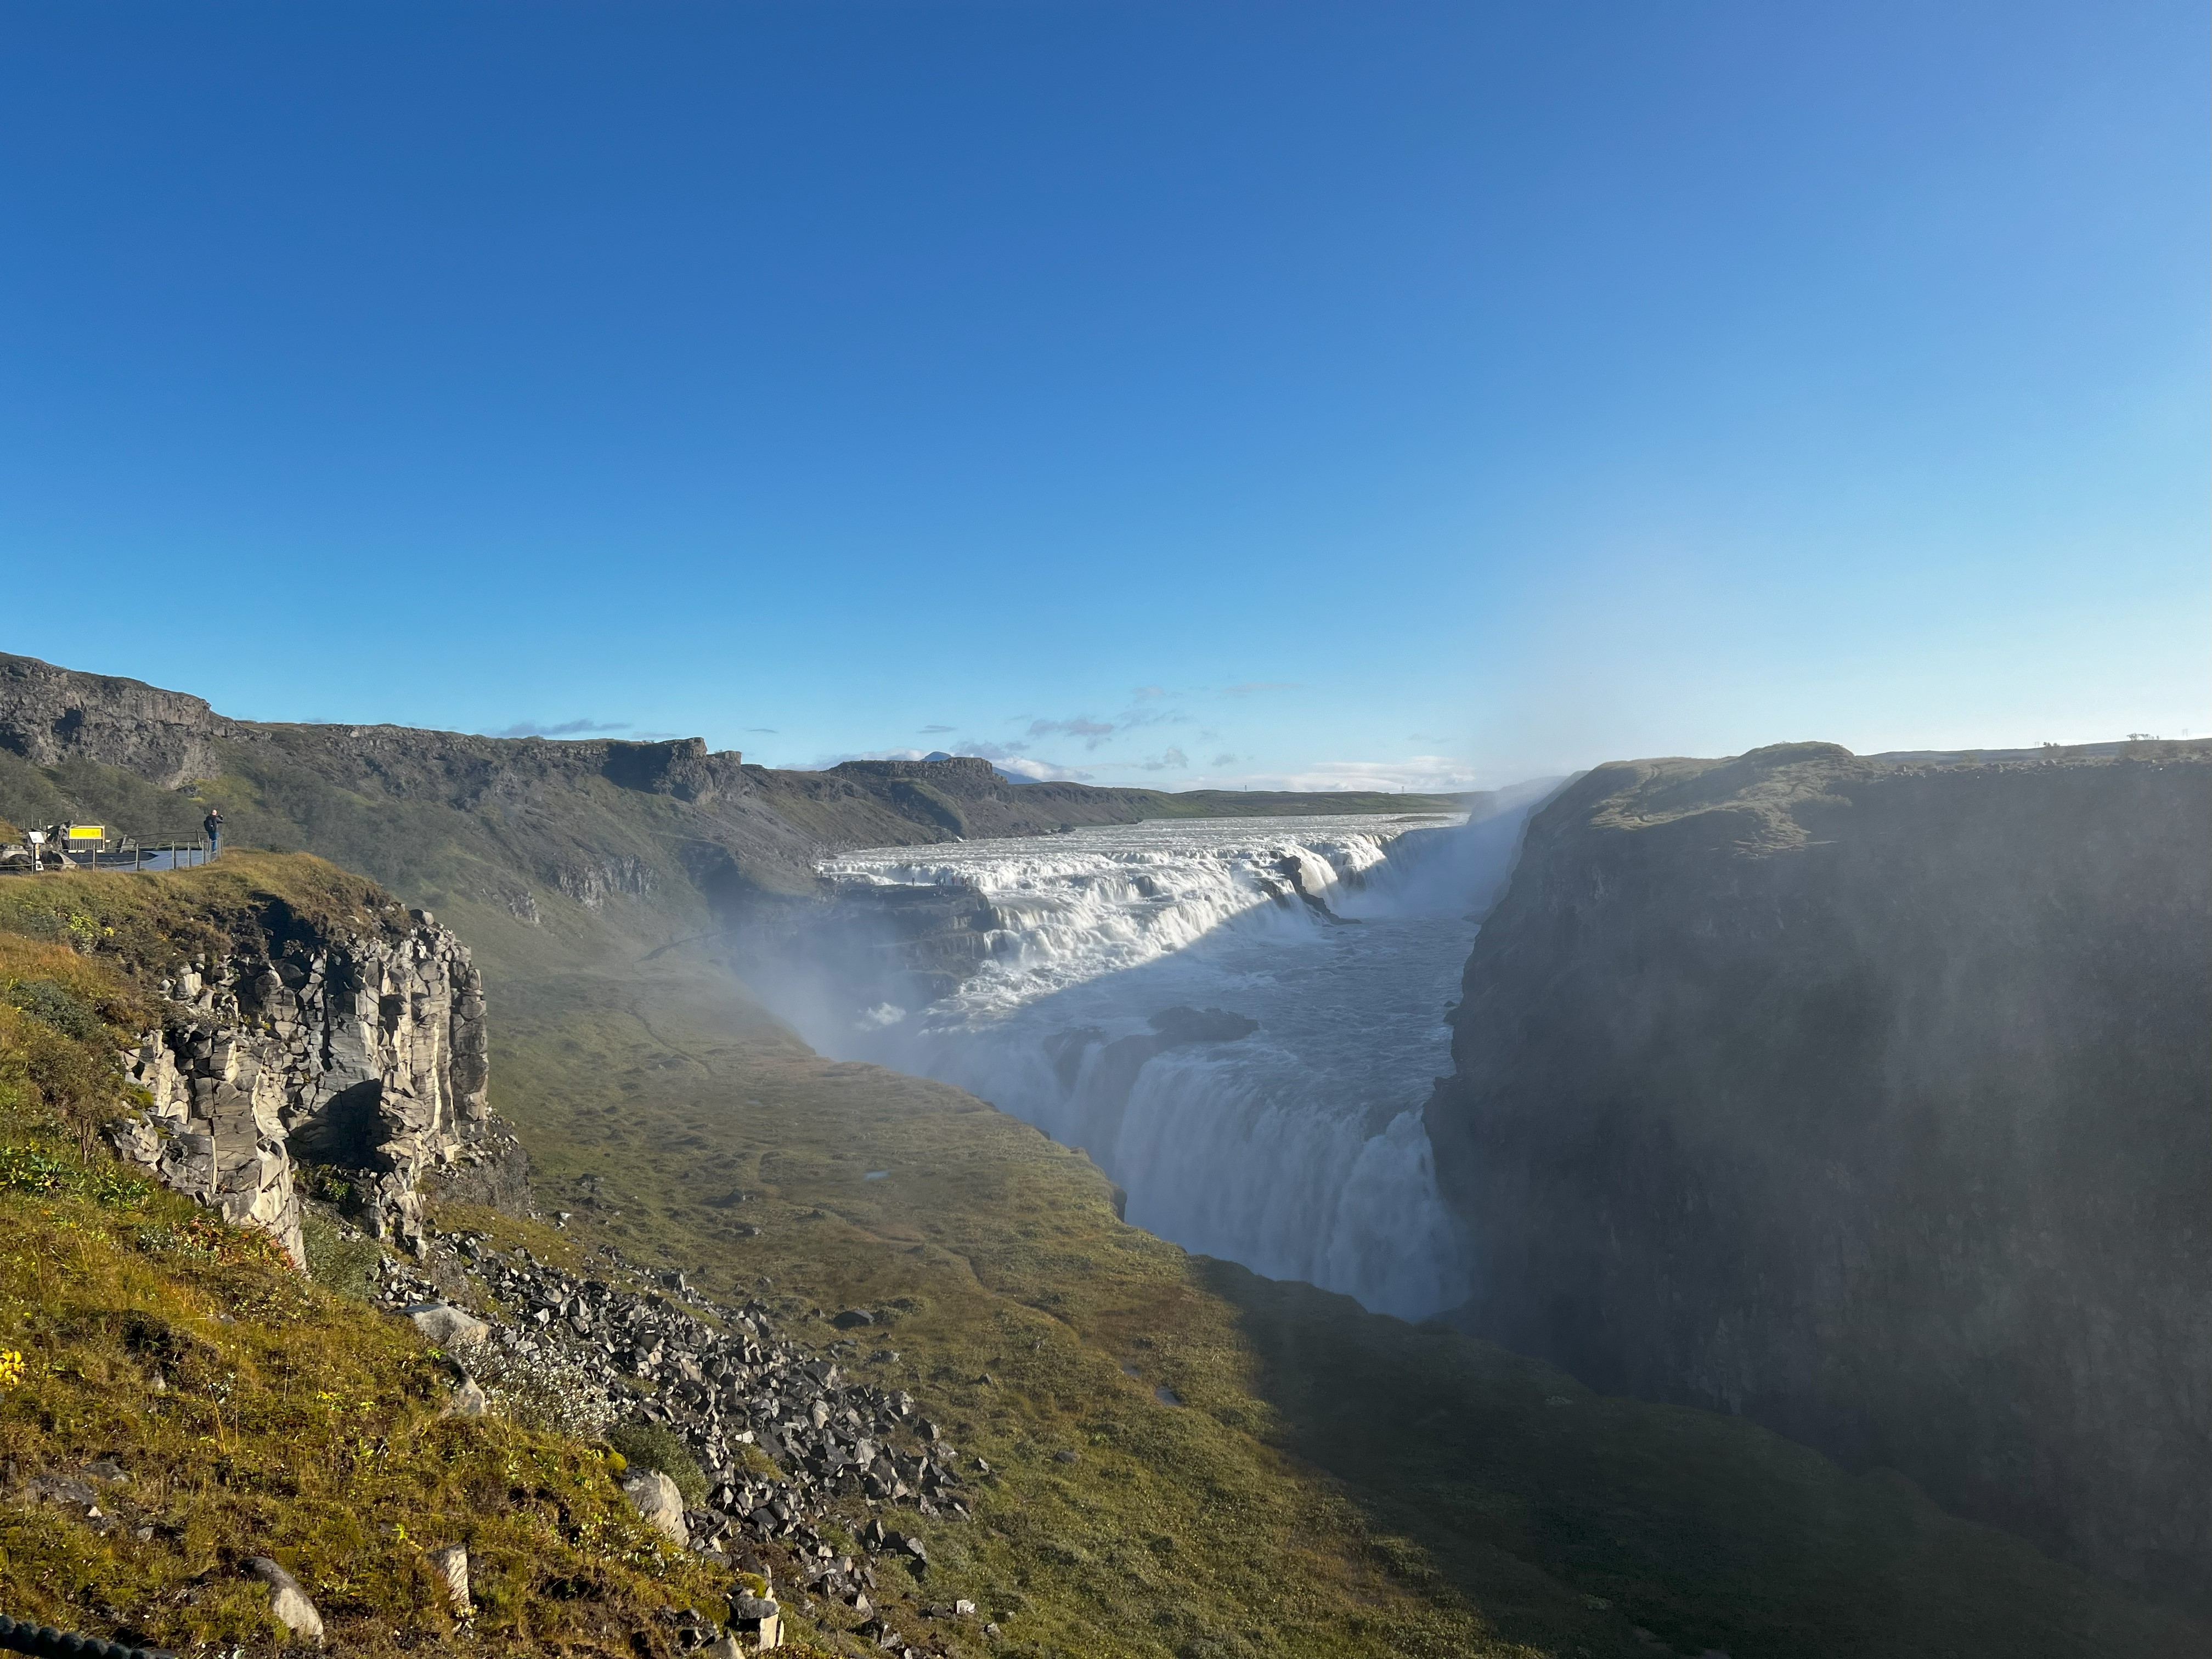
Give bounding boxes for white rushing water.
[786,797,1547,1321]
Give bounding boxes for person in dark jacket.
[202,808,223,859]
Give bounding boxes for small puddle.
[863,1171,890,1181]
[1155,1385,1183,1407]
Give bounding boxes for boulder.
[246,1555,325,1645]
[404,1301,489,1347]
[727,1593,782,1651]
[622,1468,689,1544]
[442,1372,490,1418]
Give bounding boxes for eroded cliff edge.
[1425,740,2212,1598]
[3,856,527,1265]
[111,899,509,1263]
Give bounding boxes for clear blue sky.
[3,2,2204,789]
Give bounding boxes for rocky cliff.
[1425,740,2212,1599]
[97,883,519,1265]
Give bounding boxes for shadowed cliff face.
[1426,740,2212,1600]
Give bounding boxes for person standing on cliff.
[202,806,223,860]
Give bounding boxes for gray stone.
[30,1475,99,1509]
[430,1543,471,1614]
[405,1301,489,1347]
[727,1592,783,1651]
[623,1468,689,1544]
[443,1372,490,1417]
[246,1555,325,1645]
[104,907,512,1265]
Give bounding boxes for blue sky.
[3,1,2204,789]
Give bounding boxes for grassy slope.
[0,912,745,1658]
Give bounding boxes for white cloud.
[993,754,1094,782]
[489,718,630,738]
[1173,755,1483,793]
[1026,715,1118,748]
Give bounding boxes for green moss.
[604,1423,708,1506]
[298,1211,380,1301]
[5,977,108,1043]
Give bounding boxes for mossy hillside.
[0,735,1468,962]
[479,961,2210,1659]
[0,933,769,1658]
[0,849,421,981]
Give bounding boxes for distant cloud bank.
[488,718,630,738]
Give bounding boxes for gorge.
[4,650,2209,1651]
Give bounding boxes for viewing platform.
[0,823,216,873]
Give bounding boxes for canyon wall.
[1425,740,2212,1597]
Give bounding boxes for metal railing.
[88,839,217,872]
[0,1614,176,1659]
[4,839,216,874]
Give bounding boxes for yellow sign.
[65,825,105,842]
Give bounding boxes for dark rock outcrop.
[1425,740,2212,1596]
[0,652,227,789]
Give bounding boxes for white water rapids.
[771,794,1547,1321]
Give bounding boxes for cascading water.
[761,792,1550,1321]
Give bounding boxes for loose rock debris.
[373,1230,985,1655]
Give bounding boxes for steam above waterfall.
[755,791,1552,1321]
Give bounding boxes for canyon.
[1426,740,2212,1595]
[4,648,2208,1643]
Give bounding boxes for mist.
[735,779,1561,1319]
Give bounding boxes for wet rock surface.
[1428,740,2212,1595]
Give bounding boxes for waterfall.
[764,793,1550,1321]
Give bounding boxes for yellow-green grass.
[0,901,839,1658]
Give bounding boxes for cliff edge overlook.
[1427,738,2212,1600]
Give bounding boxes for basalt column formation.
[110,907,520,1262]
